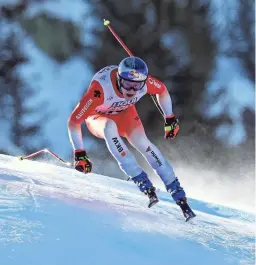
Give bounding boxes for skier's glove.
[74,149,92,173]
[164,114,179,139]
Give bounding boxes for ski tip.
[17,156,23,161]
[148,199,159,208]
[185,213,196,222]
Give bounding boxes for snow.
[25,0,89,23]
[161,29,190,74]
[201,0,255,145]
[19,36,93,155]
[25,0,99,47]
[0,0,21,6]
[0,121,21,155]
[20,0,99,157]
[1,0,95,157]
[208,0,244,52]
[0,154,255,265]
[204,55,255,146]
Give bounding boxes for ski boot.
[166,178,196,221]
[176,198,196,222]
[145,186,159,208]
[132,171,159,208]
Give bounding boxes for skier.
[68,56,195,221]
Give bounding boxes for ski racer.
[68,56,195,221]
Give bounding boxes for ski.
[148,196,159,208]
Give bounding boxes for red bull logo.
[128,69,140,79]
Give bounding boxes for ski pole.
[104,19,133,57]
[103,19,164,117]
[18,148,72,166]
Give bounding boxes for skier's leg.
[123,111,186,202]
[127,125,196,219]
[86,115,154,195]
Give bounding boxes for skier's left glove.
[74,149,92,173]
[164,114,179,139]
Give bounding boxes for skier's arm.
[146,76,173,118]
[68,81,104,150]
[147,76,179,139]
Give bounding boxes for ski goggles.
[120,79,146,91]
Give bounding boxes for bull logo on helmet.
[128,69,140,79]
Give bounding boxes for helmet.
[118,57,148,82]
[117,57,148,91]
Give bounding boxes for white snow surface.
[204,55,255,146]
[0,155,255,265]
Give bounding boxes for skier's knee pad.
[132,171,153,193]
[166,178,186,201]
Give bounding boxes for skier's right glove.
[74,149,92,173]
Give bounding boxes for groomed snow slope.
[0,155,254,265]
